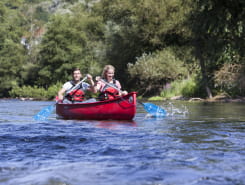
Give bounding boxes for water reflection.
[91,120,137,129]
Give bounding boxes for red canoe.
[56,92,137,120]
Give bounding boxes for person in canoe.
[95,65,128,101]
[57,68,96,103]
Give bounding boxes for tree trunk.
[199,56,213,98]
[195,40,213,98]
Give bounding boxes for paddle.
[98,78,166,117]
[33,76,87,121]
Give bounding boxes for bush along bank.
[9,83,62,100]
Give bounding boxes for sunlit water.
[0,99,244,185]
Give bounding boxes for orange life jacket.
[66,82,85,102]
[98,79,120,101]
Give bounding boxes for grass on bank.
[148,77,198,101]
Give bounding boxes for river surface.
[0,99,244,185]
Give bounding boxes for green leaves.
[9,83,62,100]
[214,63,245,96]
[37,9,104,86]
[129,49,187,81]
[190,0,245,97]
[0,1,27,97]
[94,0,193,85]
[0,0,244,98]
[128,48,188,95]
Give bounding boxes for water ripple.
[0,100,244,185]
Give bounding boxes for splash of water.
[143,102,189,119]
[164,102,189,117]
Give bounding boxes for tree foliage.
[0,0,27,97]
[214,63,245,96]
[128,48,188,95]
[37,6,104,86]
[1,0,244,98]
[189,0,245,97]
[93,0,192,82]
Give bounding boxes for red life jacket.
[98,79,120,101]
[66,82,85,102]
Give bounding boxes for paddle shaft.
[66,76,88,94]
[98,79,123,93]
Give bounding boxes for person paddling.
[57,68,96,103]
[95,65,127,101]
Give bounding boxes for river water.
[0,99,244,185]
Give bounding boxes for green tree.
[189,0,245,98]
[93,0,192,85]
[128,48,188,95]
[0,0,27,97]
[37,6,104,87]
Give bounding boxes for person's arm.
[87,74,97,93]
[116,80,128,96]
[58,87,66,101]
[95,76,103,92]
[57,82,71,101]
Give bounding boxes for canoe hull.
[56,92,137,120]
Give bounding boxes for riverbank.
[0,97,46,101]
[2,94,245,103]
[170,94,245,103]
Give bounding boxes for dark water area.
[0,99,244,185]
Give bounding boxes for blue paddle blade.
[142,103,166,117]
[33,104,55,121]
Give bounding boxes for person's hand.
[121,90,128,96]
[56,96,63,103]
[86,74,93,80]
[95,76,101,82]
[86,74,95,87]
